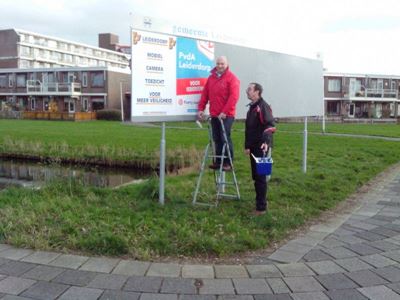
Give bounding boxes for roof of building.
[324,72,400,80]
[4,28,129,58]
[0,66,131,74]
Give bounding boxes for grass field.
[0,119,400,259]
[168,120,400,138]
[277,122,400,137]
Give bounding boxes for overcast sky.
[1,0,400,75]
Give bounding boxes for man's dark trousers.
[211,117,234,165]
[250,146,267,211]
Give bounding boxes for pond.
[0,158,150,190]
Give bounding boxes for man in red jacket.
[197,56,240,171]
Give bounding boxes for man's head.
[246,82,263,101]
[215,56,228,74]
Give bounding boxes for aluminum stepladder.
[192,117,240,206]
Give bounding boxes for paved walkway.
[0,165,399,299]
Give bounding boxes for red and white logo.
[197,41,214,61]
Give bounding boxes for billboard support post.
[322,99,326,133]
[159,122,166,205]
[119,81,126,122]
[302,116,308,174]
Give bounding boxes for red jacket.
[198,67,240,117]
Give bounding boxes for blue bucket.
[252,154,273,176]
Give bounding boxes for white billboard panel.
[215,44,324,118]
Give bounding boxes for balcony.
[27,80,81,96]
[363,88,397,98]
[343,87,398,101]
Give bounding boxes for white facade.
[14,29,130,70]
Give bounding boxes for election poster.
[131,30,215,122]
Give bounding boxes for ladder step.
[193,202,217,207]
[192,121,240,206]
[218,193,240,198]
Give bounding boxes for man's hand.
[244,149,250,155]
[197,111,204,120]
[260,143,269,153]
[218,112,227,119]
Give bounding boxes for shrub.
[96,109,121,121]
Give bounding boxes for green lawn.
[277,122,400,138]
[0,119,399,259]
[0,120,208,169]
[169,120,400,137]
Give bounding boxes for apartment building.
[324,73,400,119]
[0,29,131,117]
[0,29,130,70]
[0,67,130,113]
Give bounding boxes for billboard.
[131,30,215,122]
[130,25,323,122]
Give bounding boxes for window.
[38,49,45,58]
[82,97,89,111]
[59,42,67,50]
[68,72,75,83]
[355,79,362,92]
[377,79,383,89]
[92,99,104,111]
[391,81,396,90]
[82,72,88,87]
[91,72,104,87]
[49,72,55,83]
[17,97,27,110]
[64,98,75,112]
[48,40,57,48]
[327,101,339,115]
[61,72,69,83]
[29,73,37,81]
[85,48,93,56]
[43,98,49,111]
[51,51,62,61]
[38,38,46,46]
[16,74,26,87]
[328,79,341,92]
[0,75,7,88]
[20,46,31,56]
[64,54,73,63]
[89,59,97,66]
[30,97,36,110]
[80,57,88,66]
[8,74,14,87]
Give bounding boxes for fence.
[22,111,96,121]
